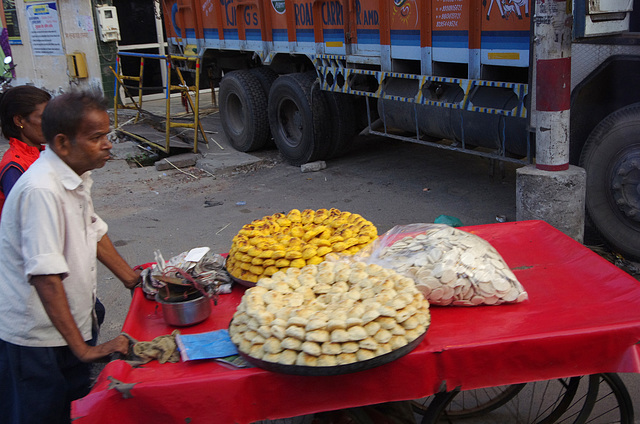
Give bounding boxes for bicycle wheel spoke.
[582,375,629,424]
[532,381,554,421]
[414,373,632,424]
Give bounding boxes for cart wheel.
[415,374,633,424]
[576,373,634,424]
[417,377,582,423]
[252,414,315,424]
[412,383,526,418]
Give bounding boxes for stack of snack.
[229,261,430,368]
[226,208,377,283]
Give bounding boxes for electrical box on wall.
[96,5,121,42]
[573,0,633,38]
[67,52,88,78]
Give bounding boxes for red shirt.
[0,137,44,217]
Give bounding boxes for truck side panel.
[164,0,530,72]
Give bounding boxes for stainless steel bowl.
[155,293,211,326]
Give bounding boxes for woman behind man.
[0,85,51,218]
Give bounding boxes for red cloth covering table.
[71,220,640,423]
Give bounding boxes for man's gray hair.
[42,89,108,144]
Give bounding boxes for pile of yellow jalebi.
[226,208,377,283]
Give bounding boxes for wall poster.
[3,0,21,44]
[26,2,63,56]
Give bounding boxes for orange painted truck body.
[164,0,531,70]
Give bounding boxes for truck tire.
[250,66,279,146]
[579,103,640,261]
[219,70,270,152]
[268,72,330,165]
[325,92,357,159]
[250,66,279,96]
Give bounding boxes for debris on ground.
[301,160,327,173]
[588,245,640,280]
[434,215,463,227]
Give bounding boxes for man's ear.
[50,134,71,156]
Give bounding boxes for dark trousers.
[0,339,92,424]
[90,297,106,346]
[0,299,105,424]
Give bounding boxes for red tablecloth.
[72,220,640,423]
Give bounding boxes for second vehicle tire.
[268,72,330,165]
[219,70,270,152]
[579,103,640,262]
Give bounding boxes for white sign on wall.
[26,2,64,56]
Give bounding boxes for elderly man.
[0,90,139,424]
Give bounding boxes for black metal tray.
[234,330,427,376]
[229,273,256,288]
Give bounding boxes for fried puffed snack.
[229,261,430,367]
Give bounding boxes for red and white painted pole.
[533,0,572,171]
[516,0,586,242]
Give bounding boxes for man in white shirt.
[0,90,140,424]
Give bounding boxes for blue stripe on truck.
[432,31,468,48]
[390,30,420,46]
[356,29,380,45]
[481,31,530,49]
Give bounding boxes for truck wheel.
[325,92,357,159]
[250,67,279,146]
[219,70,270,152]
[250,66,278,96]
[580,103,640,261]
[268,72,330,165]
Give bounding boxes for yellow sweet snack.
[229,261,430,367]
[306,256,324,265]
[290,258,306,268]
[226,209,377,282]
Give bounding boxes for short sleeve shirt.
[0,149,108,347]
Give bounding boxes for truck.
[160,0,640,261]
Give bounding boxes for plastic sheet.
[72,221,640,424]
[353,223,528,306]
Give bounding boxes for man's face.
[64,109,112,175]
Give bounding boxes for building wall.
[9,0,105,93]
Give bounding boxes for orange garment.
[0,137,43,216]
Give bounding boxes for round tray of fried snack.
[225,208,378,286]
[228,260,430,375]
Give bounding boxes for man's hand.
[125,268,143,290]
[74,334,130,363]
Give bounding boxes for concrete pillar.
[516,165,586,242]
[516,0,586,242]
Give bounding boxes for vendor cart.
[71,221,640,423]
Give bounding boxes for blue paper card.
[175,329,239,361]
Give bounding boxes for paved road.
[76,107,640,422]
